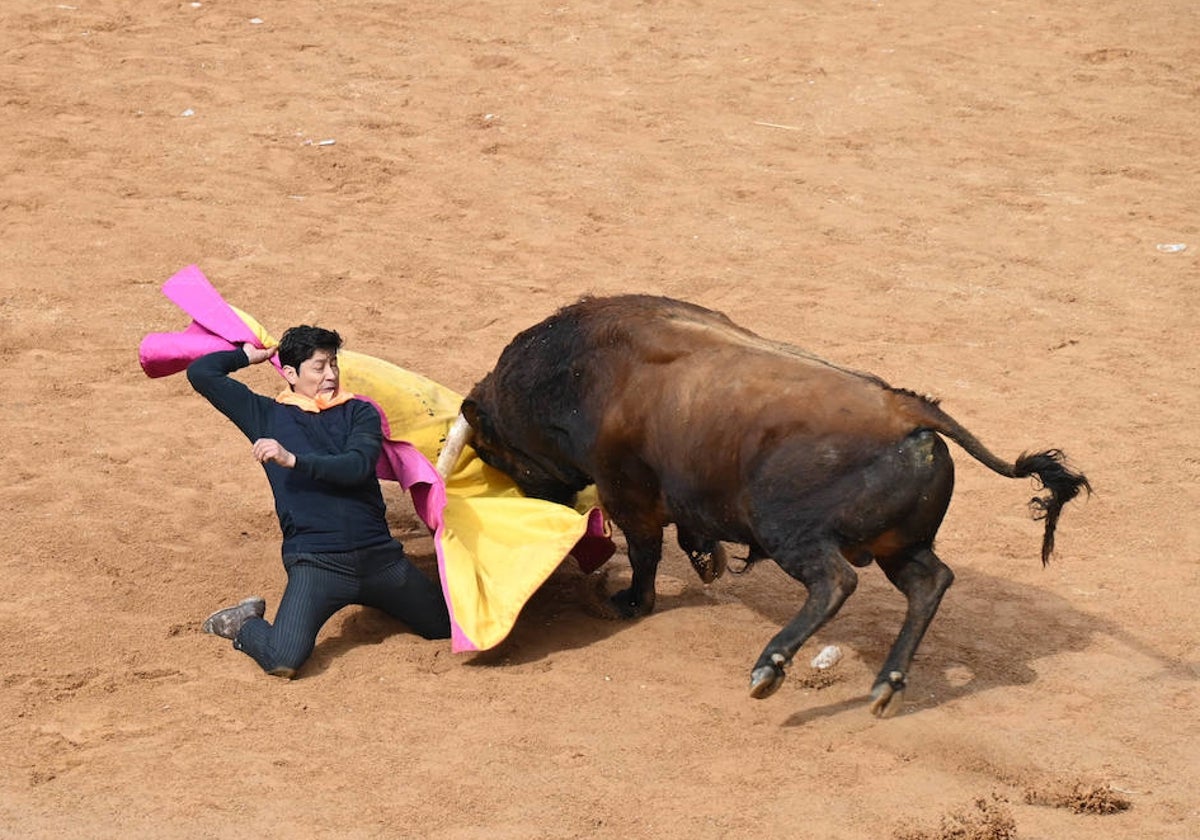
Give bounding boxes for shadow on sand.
[302,537,1194,716]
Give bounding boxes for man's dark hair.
[277,325,343,371]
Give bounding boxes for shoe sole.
[201,597,267,637]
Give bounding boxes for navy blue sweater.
[187,350,392,555]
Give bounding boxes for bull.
[439,294,1090,717]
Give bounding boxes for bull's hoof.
[868,671,907,718]
[688,543,728,584]
[749,665,783,699]
[608,588,650,619]
[577,572,650,620]
[749,654,788,699]
[579,571,626,621]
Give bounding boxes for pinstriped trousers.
[233,539,450,675]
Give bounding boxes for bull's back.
[551,299,920,495]
[611,348,912,476]
[568,298,916,441]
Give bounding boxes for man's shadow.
[301,535,455,677]
[301,534,698,675]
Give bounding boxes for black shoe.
[202,596,266,639]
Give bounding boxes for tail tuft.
[1015,450,1092,565]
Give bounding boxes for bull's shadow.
[301,526,1190,717]
[452,533,1192,718]
[743,560,1192,725]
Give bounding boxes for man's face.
[285,349,340,399]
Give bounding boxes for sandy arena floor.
[1,1,1197,837]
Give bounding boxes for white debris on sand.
[810,645,843,670]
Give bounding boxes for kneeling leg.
[235,560,348,678]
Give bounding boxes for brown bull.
[448,294,1090,717]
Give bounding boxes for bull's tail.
[897,392,1091,565]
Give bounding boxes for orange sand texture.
[1,1,1197,837]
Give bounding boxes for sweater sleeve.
[186,349,273,441]
[292,400,383,487]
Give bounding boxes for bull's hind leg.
[869,547,955,717]
[748,545,858,699]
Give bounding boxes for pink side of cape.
[368,409,475,652]
[161,265,260,345]
[139,265,283,378]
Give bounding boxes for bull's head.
[458,398,590,506]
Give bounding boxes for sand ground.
[1,0,1198,837]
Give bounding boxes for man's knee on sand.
[233,618,314,678]
[250,647,308,679]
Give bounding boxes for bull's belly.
[663,494,755,546]
[655,429,950,561]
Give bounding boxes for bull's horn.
[436,412,471,479]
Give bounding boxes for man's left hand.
[252,438,297,469]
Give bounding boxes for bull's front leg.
[590,456,667,619]
[608,528,664,618]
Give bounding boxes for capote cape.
[138,265,613,653]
